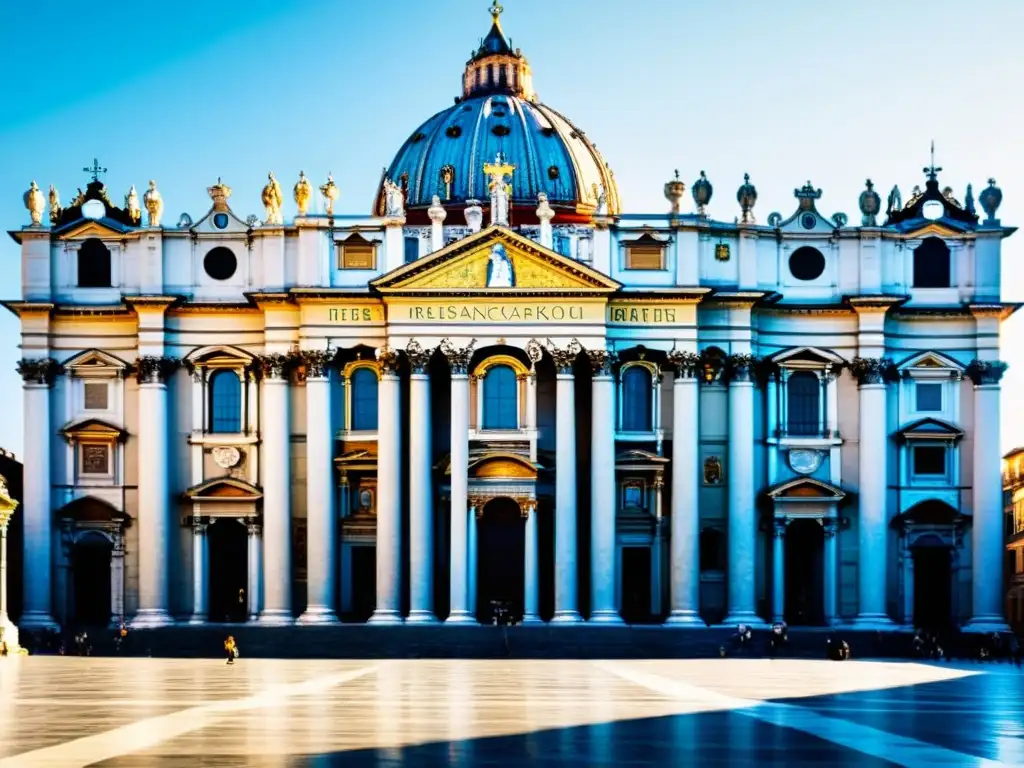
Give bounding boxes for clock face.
[922,200,944,221]
[82,199,105,220]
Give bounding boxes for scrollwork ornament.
[966,359,1008,385]
[405,340,434,374]
[850,357,896,385]
[16,357,62,385]
[547,338,582,374]
[375,344,400,374]
[135,356,180,384]
[726,353,759,383]
[298,349,335,380]
[255,352,295,380]
[586,346,616,376]
[439,337,476,374]
[526,338,544,365]
[666,349,701,379]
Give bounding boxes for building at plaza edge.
[5,3,1018,633]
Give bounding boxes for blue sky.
[1,0,1023,456]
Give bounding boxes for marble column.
[522,500,541,624]
[188,517,209,624]
[724,356,764,626]
[468,504,479,618]
[444,339,476,624]
[259,356,293,624]
[247,519,263,620]
[966,362,1011,631]
[111,534,125,625]
[18,360,59,630]
[852,359,894,627]
[823,517,838,625]
[588,349,621,623]
[407,342,437,623]
[552,343,582,623]
[771,519,787,624]
[134,357,176,628]
[299,353,339,624]
[369,347,403,624]
[666,354,702,625]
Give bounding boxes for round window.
[204,247,237,280]
[213,213,229,229]
[801,213,817,230]
[789,246,825,281]
[922,200,944,221]
[81,199,105,220]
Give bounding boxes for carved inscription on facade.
[319,304,385,324]
[406,304,588,322]
[607,301,683,325]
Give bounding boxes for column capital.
[136,356,181,384]
[439,337,477,374]
[518,498,537,518]
[295,349,336,380]
[821,518,838,539]
[188,515,209,533]
[405,339,435,375]
[526,338,544,367]
[243,516,262,536]
[548,338,581,374]
[726,353,759,384]
[772,518,790,539]
[375,345,401,375]
[850,356,896,385]
[16,357,62,385]
[667,349,700,379]
[967,359,1008,385]
[585,346,616,377]
[256,352,297,380]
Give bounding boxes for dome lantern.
[462,2,535,101]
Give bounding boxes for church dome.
[374,3,619,223]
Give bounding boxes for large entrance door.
[477,498,525,623]
[621,547,652,624]
[784,519,824,625]
[913,544,953,630]
[352,546,377,622]
[208,519,248,623]
[72,534,112,626]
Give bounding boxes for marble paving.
[0,657,1022,766]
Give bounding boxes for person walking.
[224,635,237,665]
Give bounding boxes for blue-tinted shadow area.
[289,668,1024,768]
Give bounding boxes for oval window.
[922,200,944,221]
[204,247,237,280]
[789,246,826,281]
[801,213,816,230]
[81,199,105,220]
[213,213,229,229]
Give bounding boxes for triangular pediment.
[53,218,138,241]
[901,221,968,239]
[61,417,127,441]
[63,349,129,376]
[898,417,963,441]
[372,225,621,294]
[767,477,846,500]
[184,477,262,500]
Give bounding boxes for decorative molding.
[16,357,62,385]
[666,349,700,379]
[439,337,476,374]
[405,340,434,374]
[296,349,335,379]
[135,356,181,384]
[850,357,896,385]
[526,338,544,365]
[966,359,1008,385]
[547,338,581,374]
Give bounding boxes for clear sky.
[1,0,1023,457]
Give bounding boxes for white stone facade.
[5,8,1017,634]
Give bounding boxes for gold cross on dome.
[483,153,516,182]
[83,158,107,182]
[490,2,504,21]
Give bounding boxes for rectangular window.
[404,237,420,264]
[625,246,665,270]
[622,483,643,509]
[916,382,943,412]
[913,445,946,476]
[83,382,109,410]
[81,444,110,475]
[340,243,377,270]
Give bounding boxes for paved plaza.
[0,657,1022,766]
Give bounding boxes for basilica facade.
[7,4,1017,633]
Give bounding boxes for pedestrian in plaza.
[1,639,8,657]
[224,635,237,665]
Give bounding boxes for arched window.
[621,366,653,432]
[483,365,518,430]
[78,238,111,288]
[209,370,242,433]
[913,237,951,288]
[350,368,379,431]
[787,371,820,436]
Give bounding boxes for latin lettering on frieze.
[326,307,377,324]
[607,301,682,326]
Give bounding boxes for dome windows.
[789,246,826,281]
[446,126,462,138]
[491,125,510,137]
[548,166,560,180]
[410,132,426,143]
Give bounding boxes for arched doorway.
[477,498,525,622]
[784,519,824,625]
[208,519,248,623]
[912,535,953,630]
[71,533,112,626]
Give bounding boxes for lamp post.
[0,475,19,652]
